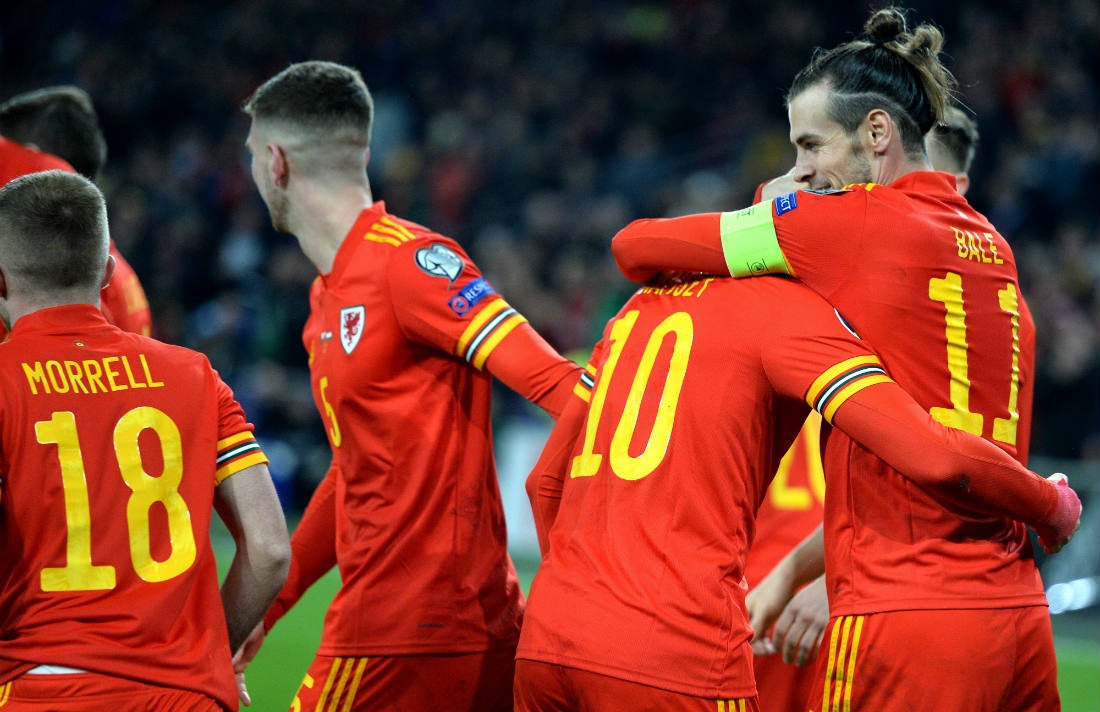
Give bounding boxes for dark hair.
[243,60,373,143]
[787,7,957,156]
[0,170,108,290]
[927,105,979,173]
[0,86,108,181]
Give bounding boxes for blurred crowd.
[2,0,1097,509]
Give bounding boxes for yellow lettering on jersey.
[138,354,165,387]
[984,233,1003,264]
[639,277,715,298]
[21,355,165,395]
[952,227,1004,265]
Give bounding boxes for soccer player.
[234,61,582,711]
[0,170,290,710]
[0,85,152,337]
[609,8,1078,710]
[746,104,985,711]
[514,271,1079,711]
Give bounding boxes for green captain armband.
[719,202,793,277]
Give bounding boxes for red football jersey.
[298,202,578,656]
[0,305,268,710]
[744,413,824,590]
[0,140,152,340]
[518,276,892,698]
[101,242,153,337]
[0,136,72,186]
[612,172,1041,614]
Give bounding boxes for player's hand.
[771,575,829,666]
[1035,473,1082,555]
[757,168,808,203]
[747,567,798,656]
[232,621,267,707]
[236,672,251,707]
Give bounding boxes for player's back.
[772,173,1041,613]
[521,275,881,698]
[0,305,240,703]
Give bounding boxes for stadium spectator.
[611,7,1080,709]
[0,170,289,711]
[0,86,152,337]
[232,61,581,710]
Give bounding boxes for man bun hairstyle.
[788,6,958,156]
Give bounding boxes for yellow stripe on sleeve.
[456,299,508,356]
[216,431,254,451]
[573,382,592,403]
[719,202,793,278]
[215,451,269,484]
[820,375,892,422]
[805,355,882,405]
[470,313,526,369]
[379,216,416,240]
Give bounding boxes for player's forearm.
[264,467,339,630]
[486,323,584,419]
[223,545,290,652]
[610,214,729,283]
[834,384,1060,527]
[525,394,587,554]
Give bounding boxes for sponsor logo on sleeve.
[415,243,464,285]
[339,305,365,355]
[774,192,798,216]
[448,277,496,316]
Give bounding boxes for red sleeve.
[832,381,1060,527]
[388,237,582,417]
[611,214,730,284]
[263,464,337,631]
[483,326,582,418]
[525,391,589,555]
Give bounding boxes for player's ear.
[954,172,970,197]
[269,143,289,188]
[100,254,116,290]
[865,109,893,155]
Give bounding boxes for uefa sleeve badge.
[415,243,464,286]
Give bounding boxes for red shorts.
[753,652,815,712]
[809,607,1059,712]
[514,660,760,712]
[0,671,222,711]
[289,649,515,711]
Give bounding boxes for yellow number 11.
[928,272,1021,446]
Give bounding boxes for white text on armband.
[22,354,166,395]
[953,228,1004,265]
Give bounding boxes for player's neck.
[291,182,374,275]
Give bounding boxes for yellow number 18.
[35,407,197,592]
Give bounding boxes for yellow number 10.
[570,310,693,481]
[35,407,197,592]
[928,272,1021,445]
